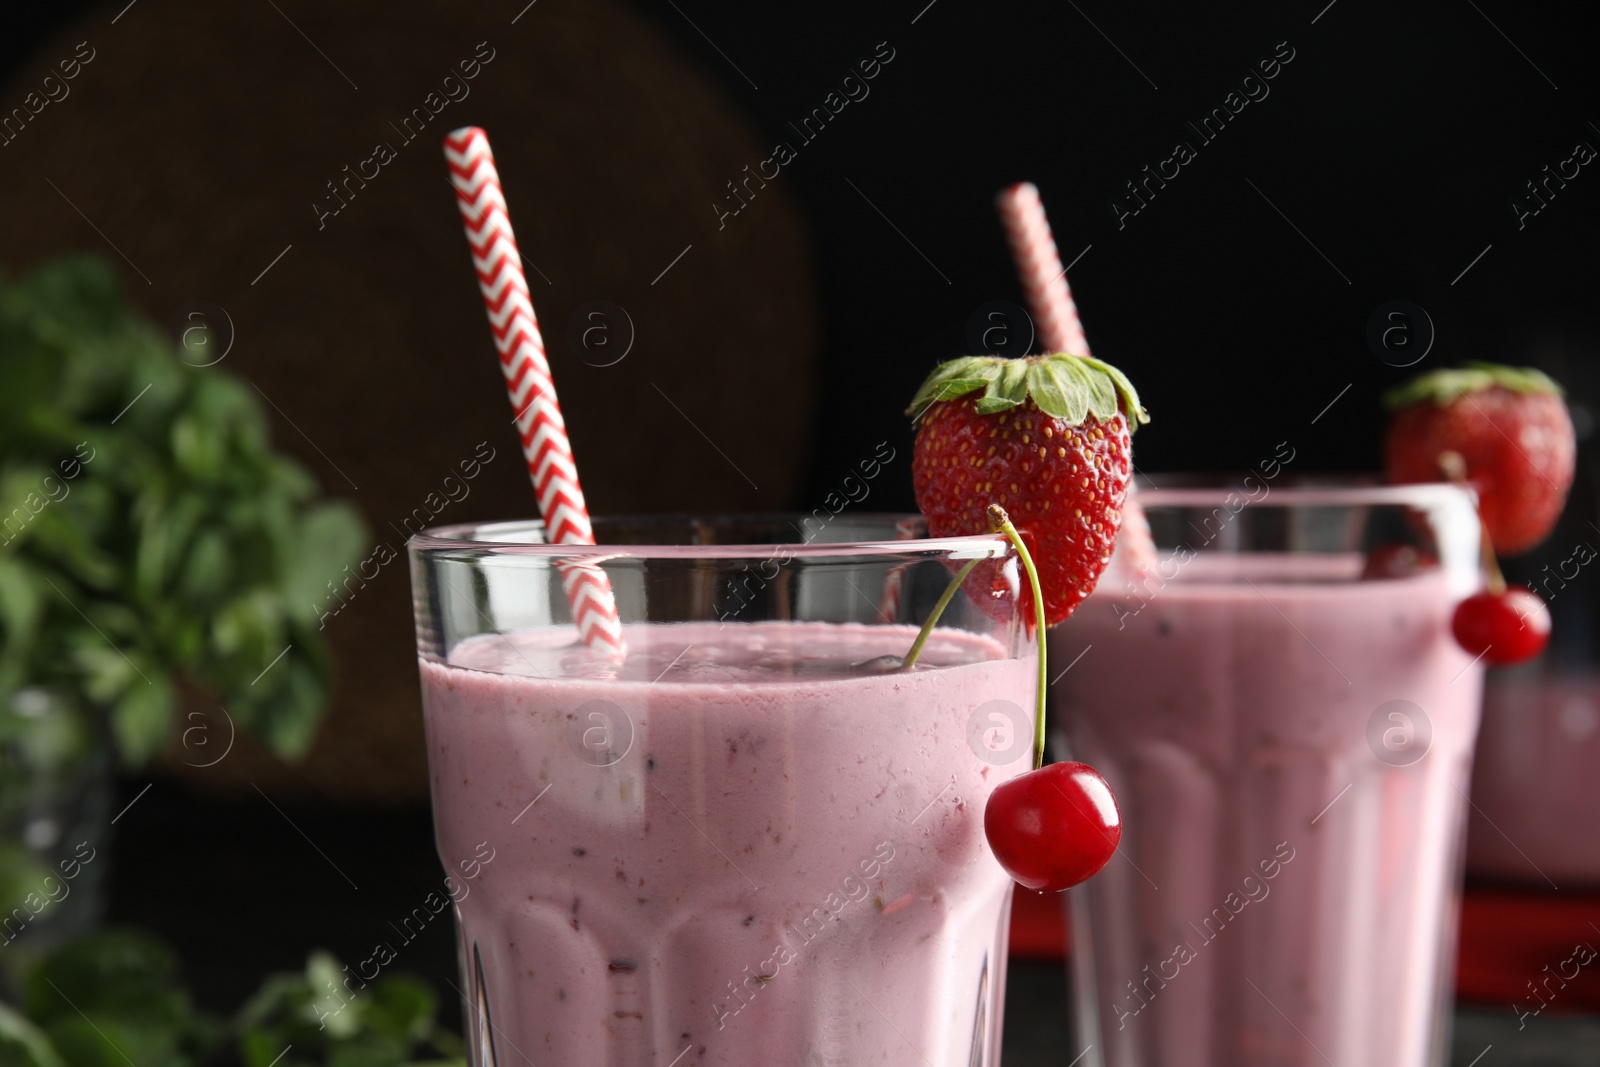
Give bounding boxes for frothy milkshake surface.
[1051,553,1483,1067]
[421,620,1033,1067]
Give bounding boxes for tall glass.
[410,515,1038,1067]
[1049,482,1484,1067]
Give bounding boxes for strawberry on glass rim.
[909,352,1149,628]
[1384,362,1575,557]
[905,353,1146,893]
[1383,361,1574,666]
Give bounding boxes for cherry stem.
[987,504,1048,771]
[1478,525,1507,596]
[897,507,1049,771]
[1439,449,1507,596]
[901,555,984,671]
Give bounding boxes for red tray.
[1007,885,1600,1013]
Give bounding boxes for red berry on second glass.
[1451,587,1551,665]
[1361,543,1439,581]
[984,761,1120,892]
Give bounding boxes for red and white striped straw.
[996,182,1089,356]
[444,126,625,654]
[995,181,1156,576]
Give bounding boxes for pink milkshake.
[421,614,1034,1066]
[1467,675,1600,885]
[1049,484,1484,1067]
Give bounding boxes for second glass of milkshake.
[1049,479,1484,1067]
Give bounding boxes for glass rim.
[1130,478,1477,510]
[407,512,1012,560]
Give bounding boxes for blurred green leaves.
[0,254,369,765]
[21,930,217,1067]
[236,950,462,1067]
[0,930,462,1067]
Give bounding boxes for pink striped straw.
[996,182,1089,355]
[995,181,1155,576]
[444,126,626,654]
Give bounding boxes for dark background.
[5,0,1600,1046]
[630,0,1600,495]
[7,1,1600,500]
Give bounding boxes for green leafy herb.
[0,1001,69,1067]
[235,950,462,1067]
[4,930,464,1067]
[0,254,368,766]
[21,929,220,1067]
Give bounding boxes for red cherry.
[1451,587,1551,665]
[1361,543,1439,580]
[983,761,1121,892]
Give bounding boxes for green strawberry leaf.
[1079,359,1119,419]
[908,353,1149,431]
[1024,359,1072,420]
[929,378,989,404]
[973,396,1020,415]
[906,356,996,419]
[1383,361,1564,409]
[997,357,1029,399]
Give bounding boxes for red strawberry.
[909,354,1148,626]
[1384,364,1575,556]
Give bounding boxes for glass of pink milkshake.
[410,514,1038,1067]
[1048,480,1484,1067]
[1467,673,1600,885]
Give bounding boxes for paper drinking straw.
[444,126,625,654]
[995,181,1155,577]
[1114,495,1158,580]
[995,182,1089,356]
